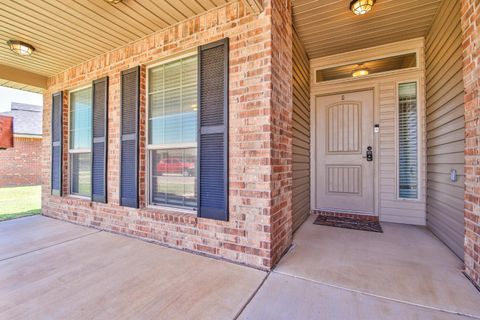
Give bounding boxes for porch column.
[269,0,294,266]
[461,0,480,288]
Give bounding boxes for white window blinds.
[398,82,418,199]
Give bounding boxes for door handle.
[363,146,373,161]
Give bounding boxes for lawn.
[0,185,41,222]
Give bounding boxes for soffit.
[0,0,232,79]
[293,0,443,59]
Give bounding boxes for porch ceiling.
[0,0,246,92]
[293,0,443,59]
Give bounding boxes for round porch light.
[104,0,122,3]
[352,67,369,77]
[7,40,35,56]
[350,0,375,15]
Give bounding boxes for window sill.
[146,204,197,216]
[397,197,422,202]
[65,194,91,201]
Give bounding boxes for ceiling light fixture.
[6,40,35,56]
[352,66,369,77]
[350,0,375,15]
[104,0,122,3]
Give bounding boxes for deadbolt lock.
[366,146,373,161]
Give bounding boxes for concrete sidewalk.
[2,215,480,319]
[0,215,266,320]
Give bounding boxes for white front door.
[315,90,375,214]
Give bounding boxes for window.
[315,52,417,83]
[148,55,198,208]
[69,87,92,197]
[398,82,418,199]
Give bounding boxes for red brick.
[0,137,42,187]
[41,0,294,270]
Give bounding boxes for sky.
[0,86,43,113]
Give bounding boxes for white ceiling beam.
[0,64,47,91]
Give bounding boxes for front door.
[315,90,374,214]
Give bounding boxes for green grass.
[0,185,41,222]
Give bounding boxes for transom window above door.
[315,52,418,83]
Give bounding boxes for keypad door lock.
[366,146,373,162]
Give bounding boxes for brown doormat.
[313,215,383,233]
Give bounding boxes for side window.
[398,82,418,199]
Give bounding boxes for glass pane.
[148,55,197,146]
[70,88,92,150]
[149,66,164,93]
[316,53,417,82]
[398,82,418,199]
[150,148,197,208]
[71,153,91,197]
[182,84,197,142]
[164,85,182,144]
[149,92,164,145]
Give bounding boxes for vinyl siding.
[425,0,464,259]
[378,80,427,225]
[292,28,311,232]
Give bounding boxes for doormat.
[313,215,383,233]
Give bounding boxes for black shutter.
[51,91,63,196]
[197,38,229,221]
[120,67,140,208]
[91,77,108,203]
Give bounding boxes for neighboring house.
[0,0,479,289]
[0,103,42,187]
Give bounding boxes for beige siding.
[292,29,311,232]
[378,80,426,225]
[425,0,464,258]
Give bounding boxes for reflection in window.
[148,55,198,208]
[151,148,197,208]
[398,82,418,199]
[71,153,91,196]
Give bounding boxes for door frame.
[310,86,380,217]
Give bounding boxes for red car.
[156,158,195,176]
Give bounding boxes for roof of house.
[0,103,43,136]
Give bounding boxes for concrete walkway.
[0,215,266,320]
[240,215,480,320]
[2,215,480,319]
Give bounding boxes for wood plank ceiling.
[293,0,443,59]
[0,0,233,89]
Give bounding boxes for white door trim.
[310,86,380,217]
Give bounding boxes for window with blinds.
[398,82,418,199]
[69,87,92,197]
[148,55,198,208]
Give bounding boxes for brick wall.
[461,0,480,287]
[0,136,42,187]
[42,0,293,270]
[270,0,293,266]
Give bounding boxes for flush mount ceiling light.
[104,0,122,3]
[6,40,35,56]
[350,0,375,15]
[352,66,369,77]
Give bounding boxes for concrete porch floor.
[241,215,480,319]
[2,215,480,319]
